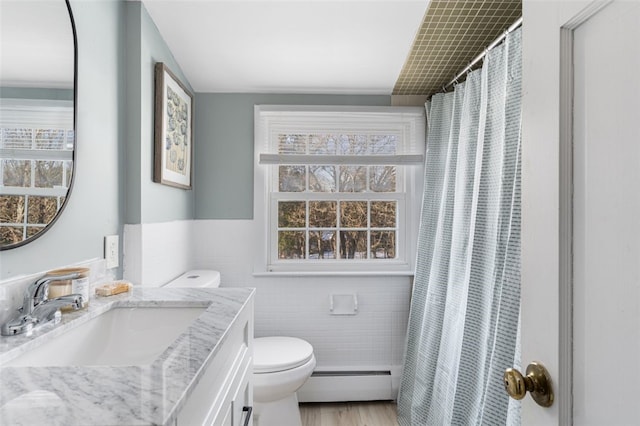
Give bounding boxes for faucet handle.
[33,282,49,305]
[23,272,81,315]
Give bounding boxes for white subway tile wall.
[123,221,194,287]
[192,220,411,371]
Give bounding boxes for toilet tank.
[164,270,221,288]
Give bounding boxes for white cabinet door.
[231,359,252,426]
[219,404,232,426]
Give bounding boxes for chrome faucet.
[1,273,85,336]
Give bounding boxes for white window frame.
[253,105,425,275]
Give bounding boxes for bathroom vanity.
[0,287,254,426]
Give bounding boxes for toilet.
[252,336,316,426]
[163,270,316,426]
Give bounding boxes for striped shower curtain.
[398,28,522,425]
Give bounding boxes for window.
[0,99,74,245]
[254,105,425,274]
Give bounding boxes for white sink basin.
[4,306,206,367]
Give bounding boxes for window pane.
[340,230,367,259]
[0,195,25,223]
[2,128,32,149]
[370,231,396,259]
[309,165,336,192]
[279,165,306,192]
[309,201,336,228]
[278,201,305,227]
[27,196,58,224]
[35,160,64,188]
[27,226,44,238]
[35,129,66,150]
[369,166,396,192]
[369,135,397,155]
[371,201,396,228]
[338,134,367,155]
[0,226,24,245]
[339,165,366,192]
[278,231,306,259]
[309,231,336,259]
[65,160,73,185]
[2,160,31,187]
[341,201,367,228]
[66,130,75,150]
[278,134,307,154]
[309,134,337,155]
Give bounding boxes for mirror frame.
[1,0,78,251]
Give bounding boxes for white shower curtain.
[398,28,522,425]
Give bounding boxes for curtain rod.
[442,17,523,92]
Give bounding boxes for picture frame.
[154,62,194,189]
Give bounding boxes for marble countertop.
[0,287,254,426]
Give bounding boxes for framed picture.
[154,62,194,189]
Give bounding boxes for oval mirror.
[0,0,77,250]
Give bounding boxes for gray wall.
[124,1,194,224]
[194,94,391,219]
[1,0,123,279]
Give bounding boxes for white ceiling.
[141,0,429,94]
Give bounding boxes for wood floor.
[300,401,399,426]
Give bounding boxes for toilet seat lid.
[164,270,220,288]
[253,337,314,373]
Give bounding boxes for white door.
[521,1,640,425]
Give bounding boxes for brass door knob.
[503,362,554,407]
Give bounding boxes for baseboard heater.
[297,370,394,403]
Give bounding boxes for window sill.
[252,270,415,278]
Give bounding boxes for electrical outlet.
[105,235,119,269]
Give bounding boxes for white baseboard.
[297,370,399,403]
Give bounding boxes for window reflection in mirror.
[0,0,76,249]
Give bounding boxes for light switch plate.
[105,235,119,269]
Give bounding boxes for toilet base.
[253,392,302,426]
